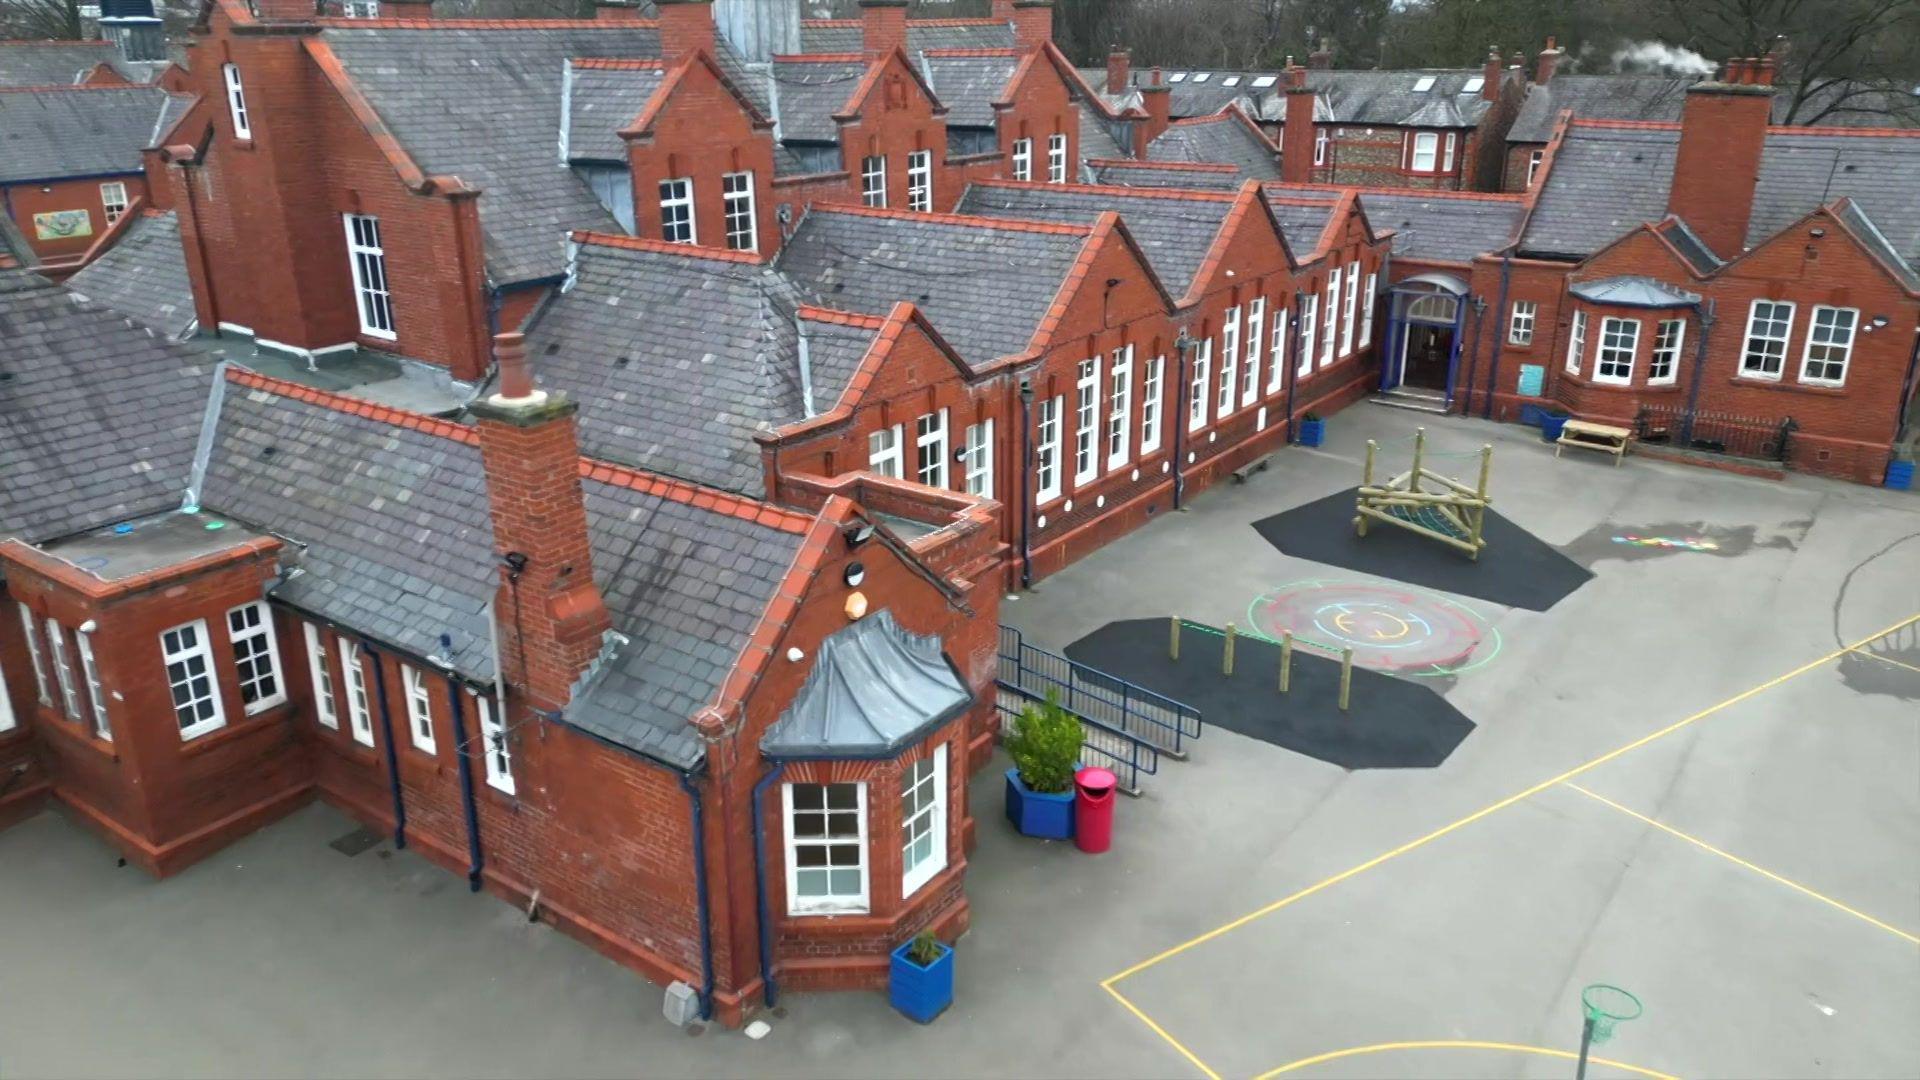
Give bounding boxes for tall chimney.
[1307,37,1333,70]
[1011,0,1053,49]
[1279,64,1316,183]
[1666,57,1774,259]
[860,0,908,61]
[471,332,613,713]
[1534,36,1561,85]
[1106,47,1131,96]
[1482,46,1502,103]
[1133,67,1170,157]
[657,0,717,63]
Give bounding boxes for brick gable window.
[1217,307,1239,418]
[403,664,435,754]
[658,179,696,244]
[304,623,339,730]
[1107,344,1133,469]
[76,631,109,740]
[785,781,869,914]
[1359,273,1377,349]
[1035,396,1063,503]
[99,182,129,226]
[222,63,250,140]
[1139,354,1165,454]
[1321,269,1340,365]
[1525,150,1544,188]
[907,150,933,212]
[1508,301,1536,346]
[868,424,904,478]
[1442,133,1457,173]
[1242,299,1264,407]
[1741,300,1795,380]
[1341,265,1360,356]
[1268,304,1289,392]
[1799,306,1857,386]
[342,0,380,17]
[0,649,13,733]
[962,418,994,498]
[722,172,757,252]
[16,602,51,706]
[1651,319,1685,385]
[1297,294,1317,375]
[343,214,396,340]
[1012,137,1033,182]
[861,156,887,208]
[45,618,82,723]
[1314,129,1328,167]
[227,602,285,716]
[1566,310,1588,375]
[1047,133,1068,184]
[161,620,226,741]
[475,696,514,795]
[342,641,374,746]
[915,409,949,488]
[900,745,948,898]
[1409,131,1438,173]
[1596,317,1639,385]
[1187,337,1211,431]
[1073,356,1101,484]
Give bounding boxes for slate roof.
[0,270,210,545]
[0,85,185,183]
[1299,69,1494,129]
[956,183,1235,300]
[1651,217,1723,275]
[1086,160,1242,190]
[570,477,805,768]
[769,56,869,143]
[1144,70,1266,119]
[1509,75,1920,144]
[321,24,666,285]
[1522,123,1920,262]
[1266,184,1523,264]
[1833,199,1920,291]
[1567,275,1699,307]
[524,239,837,493]
[777,207,1093,365]
[798,19,1015,55]
[760,608,970,760]
[565,62,666,163]
[64,210,198,339]
[0,41,137,87]
[797,310,879,413]
[0,212,35,269]
[922,51,1016,128]
[1146,112,1281,180]
[1263,197,1338,257]
[199,378,500,680]
[1076,101,1130,161]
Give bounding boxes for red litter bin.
[1074,767,1117,854]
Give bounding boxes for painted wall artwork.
[33,209,94,241]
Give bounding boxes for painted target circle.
[1248,578,1497,676]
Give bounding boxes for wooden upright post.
[1169,616,1181,660]
[1338,647,1354,711]
[1223,622,1237,676]
[1410,427,1426,493]
[1279,632,1293,692]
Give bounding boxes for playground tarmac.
[3,407,1917,1079]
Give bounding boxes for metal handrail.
[994,687,1160,796]
[996,625,1203,757]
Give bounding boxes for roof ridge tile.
[971,178,1237,203]
[569,229,770,264]
[808,202,1094,236]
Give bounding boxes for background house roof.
[524,239,852,494]
[65,210,198,339]
[955,182,1237,300]
[921,51,1017,128]
[776,208,1092,364]
[565,62,666,163]
[0,85,186,183]
[0,40,151,87]
[1086,159,1241,190]
[768,56,869,142]
[0,271,210,545]
[1265,185,1524,264]
[1301,68,1495,128]
[1146,112,1280,179]
[798,19,1014,55]
[1510,74,1920,144]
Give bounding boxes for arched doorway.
[1381,273,1468,407]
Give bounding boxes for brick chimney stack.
[252,0,317,21]
[1107,47,1131,96]
[1011,0,1053,49]
[1534,36,1561,85]
[379,0,434,18]
[860,0,908,61]
[1279,64,1316,183]
[1482,46,1502,102]
[471,331,613,713]
[1307,38,1333,70]
[1666,57,1775,259]
[595,0,645,22]
[657,0,717,63]
[1133,67,1170,157]
[991,0,1014,20]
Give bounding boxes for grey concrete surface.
[3,407,1916,1079]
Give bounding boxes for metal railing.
[994,688,1160,797]
[996,625,1203,758]
[1635,403,1796,464]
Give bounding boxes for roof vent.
[1461,76,1484,94]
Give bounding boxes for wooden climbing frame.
[1354,427,1494,560]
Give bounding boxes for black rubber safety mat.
[1066,619,1474,769]
[1252,488,1592,612]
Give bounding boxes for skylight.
[1223,76,1241,86]
[1462,76,1484,94]
[1169,72,1188,82]
[1192,72,1212,82]
[1413,76,1436,92]
[1251,75,1277,88]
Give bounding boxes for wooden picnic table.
[1556,419,1634,466]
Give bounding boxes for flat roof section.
[38,509,264,583]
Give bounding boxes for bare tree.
[0,0,87,40]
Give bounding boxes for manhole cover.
[328,825,384,857]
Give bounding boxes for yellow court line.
[1252,1039,1678,1080]
[1102,983,1224,1080]
[1102,611,1920,990]
[1563,782,1920,946]
[1848,647,1920,678]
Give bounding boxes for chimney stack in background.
[1534,36,1561,85]
[656,0,717,63]
[1133,67,1170,156]
[1279,63,1316,183]
[595,0,645,22]
[1107,47,1132,96]
[1482,46,1502,102]
[1666,56,1774,259]
[1307,38,1333,70]
[860,0,908,61]
[1010,0,1054,49]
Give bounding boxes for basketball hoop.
[1581,983,1643,1044]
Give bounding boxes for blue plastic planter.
[1887,460,1914,490]
[1297,418,1326,447]
[889,938,954,1023]
[1540,412,1571,444]
[1005,768,1074,839]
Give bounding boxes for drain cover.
[328,826,383,857]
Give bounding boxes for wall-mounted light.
[1871,315,1890,328]
[844,562,866,588]
[1809,227,1826,238]
[786,647,805,662]
[844,591,869,620]
[843,523,875,548]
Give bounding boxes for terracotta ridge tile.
[809,201,1094,236]
[569,229,769,263]
[575,457,812,534]
[795,305,889,329]
[224,366,479,446]
[971,177,1237,203]
[569,57,665,70]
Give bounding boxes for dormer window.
[1462,76,1484,94]
[1251,75,1277,88]
[222,63,251,140]
[1222,76,1241,87]
[1413,76,1436,93]
[1168,72,1187,83]
[1192,72,1212,83]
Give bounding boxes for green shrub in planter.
[1006,691,1082,794]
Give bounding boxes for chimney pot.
[494,331,534,401]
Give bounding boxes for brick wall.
[624,55,780,256]
[1324,126,1467,191]
[3,173,150,271]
